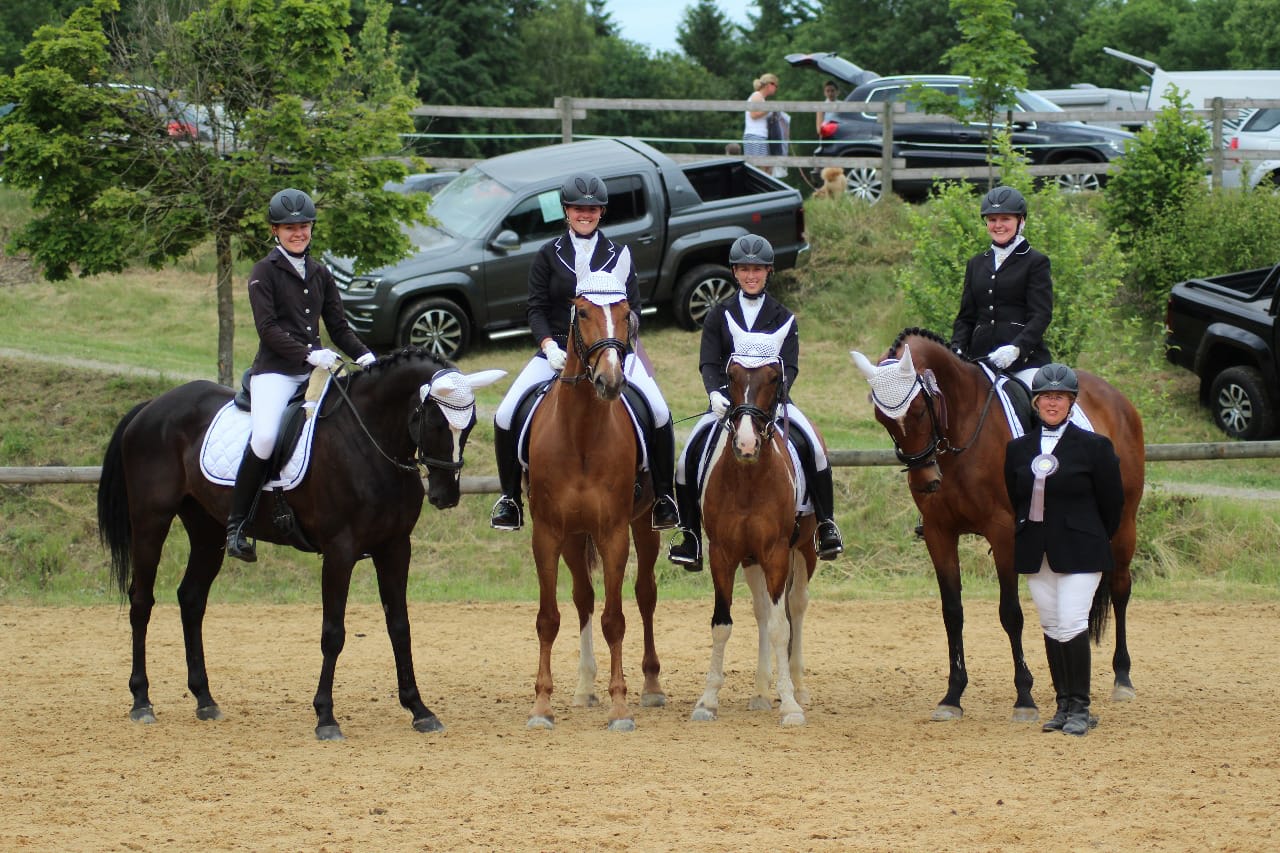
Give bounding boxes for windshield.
[1014,90,1065,113]
[423,168,514,240]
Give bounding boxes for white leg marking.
[743,564,773,710]
[788,553,812,706]
[693,622,732,721]
[573,618,598,707]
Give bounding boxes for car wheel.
[1209,366,1276,440]
[1051,158,1102,193]
[673,263,735,330]
[845,166,883,203]
[396,297,471,360]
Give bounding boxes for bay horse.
[525,286,664,731]
[851,328,1144,722]
[693,317,818,727]
[96,348,505,740]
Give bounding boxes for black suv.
[813,74,1134,202]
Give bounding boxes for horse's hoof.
[1011,706,1039,723]
[1111,684,1136,702]
[315,724,345,741]
[196,704,224,722]
[130,705,157,724]
[691,706,717,722]
[930,704,963,721]
[780,712,806,727]
[526,715,555,730]
[607,718,636,732]
[640,692,667,708]
[412,714,445,733]
[571,694,599,708]
[747,696,773,712]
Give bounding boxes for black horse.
[97,348,504,740]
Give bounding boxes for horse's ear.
[898,344,916,376]
[464,369,508,389]
[725,313,746,343]
[850,350,877,380]
[768,316,794,350]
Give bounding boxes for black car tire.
[1050,157,1103,193]
[396,296,472,360]
[1209,365,1276,440]
[673,263,735,330]
[845,165,883,203]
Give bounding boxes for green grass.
[3,189,1280,605]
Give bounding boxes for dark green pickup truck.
[326,137,809,359]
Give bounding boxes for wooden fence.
[410,96,1280,194]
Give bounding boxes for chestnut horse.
[851,328,1143,722]
[97,349,504,740]
[693,318,818,727]
[525,291,664,731]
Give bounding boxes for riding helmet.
[1031,363,1079,396]
[980,186,1028,218]
[729,234,775,266]
[560,173,609,206]
[269,188,317,224]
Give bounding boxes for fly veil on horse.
[851,328,1144,721]
[523,267,665,731]
[97,349,504,740]
[692,316,819,727]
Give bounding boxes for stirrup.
[816,520,844,560]
[489,495,523,531]
[651,495,680,531]
[225,526,257,563]
[668,530,702,572]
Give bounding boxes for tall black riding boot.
[489,424,524,531]
[648,420,680,530]
[667,478,703,571]
[1041,634,1069,732]
[226,444,270,563]
[1061,630,1094,737]
[807,463,844,560]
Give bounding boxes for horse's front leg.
[630,519,665,707]
[992,537,1037,722]
[175,511,228,722]
[596,528,635,731]
[528,525,562,730]
[372,536,443,734]
[313,552,357,741]
[692,544,735,722]
[760,549,805,727]
[742,563,775,712]
[923,528,968,721]
[566,532,598,708]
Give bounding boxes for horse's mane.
[344,346,456,389]
[886,327,951,361]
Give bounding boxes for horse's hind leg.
[742,564,775,712]
[175,507,228,721]
[568,533,599,708]
[373,536,443,733]
[1109,554,1136,702]
[631,519,665,707]
[124,509,184,724]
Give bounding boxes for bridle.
[873,364,1000,472]
[724,356,786,443]
[560,296,633,385]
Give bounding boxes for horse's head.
[725,315,790,462]
[851,340,947,493]
[568,270,633,401]
[412,367,507,509]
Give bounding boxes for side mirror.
[489,229,519,253]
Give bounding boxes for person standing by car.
[668,234,844,571]
[1004,363,1124,737]
[816,79,839,136]
[744,73,779,163]
[226,188,378,562]
[950,186,1053,388]
[489,172,680,533]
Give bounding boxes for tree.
[678,0,739,77]
[1225,0,1280,68]
[0,0,424,386]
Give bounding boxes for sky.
[606,0,756,55]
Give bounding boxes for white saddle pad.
[199,380,331,491]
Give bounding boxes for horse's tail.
[97,401,149,599]
[1088,573,1113,645]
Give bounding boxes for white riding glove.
[543,340,566,371]
[987,345,1020,370]
[306,348,339,370]
[356,353,376,368]
[709,391,730,417]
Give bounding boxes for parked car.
[1165,259,1280,439]
[327,137,808,359]
[806,73,1134,202]
[1223,108,1280,191]
[384,171,460,196]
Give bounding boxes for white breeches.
[676,402,825,484]
[1025,557,1103,642]
[248,371,308,460]
[494,353,670,430]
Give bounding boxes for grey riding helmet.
[269,188,317,224]
[729,234,775,266]
[560,173,608,206]
[980,186,1027,218]
[1031,363,1079,396]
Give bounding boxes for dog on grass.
[811,166,848,199]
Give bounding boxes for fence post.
[881,104,895,198]
[557,96,575,144]
[1211,97,1224,190]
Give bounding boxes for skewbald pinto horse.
[525,272,665,731]
[851,328,1144,722]
[693,316,819,727]
[97,349,505,740]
